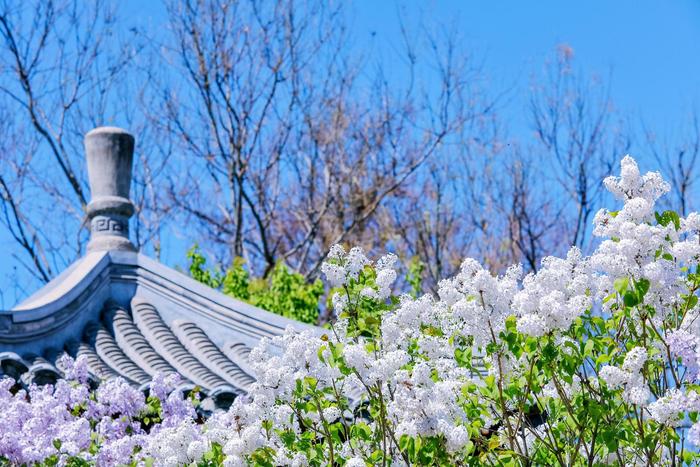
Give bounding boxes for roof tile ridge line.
[0,264,113,344]
[220,341,257,377]
[93,324,150,385]
[116,268,278,342]
[75,341,121,382]
[90,301,150,385]
[123,254,314,334]
[170,319,255,393]
[9,251,112,314]
[129,297,233,392]
[102,301,174,382]
[79,318,132,384]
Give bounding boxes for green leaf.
[634,278,650,298]
[656,210,681,230]
[364,316,380,326]
[614,277,629,294]
[351,422,372,441]
[455,347,471,367]
[505,315,517,332]
[623,291,639,307]
[596,354,611,366]
[303,376,318,390]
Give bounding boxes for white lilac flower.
[375,268,397,299]
[622,347,648,373]
[599,365,629,389]
[375,252,398,271]
[345,247,369,280]
[444,425,469,452]
[332,292,349,313]
[321,262,346,287]
[648,389,691,426]
[327,244,346,260]
[623,385,650,406]
[667,329,700,380]
[598,347,650,405]
[322,406,341,422]
[360,286,378,299]
[603,155,669,203]
[142,420,203,465]
[513,247,590,336]
[671,238,700,264]
[345,457,366,467]
[682,213,700,233]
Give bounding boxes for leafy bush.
[5,156,700,465]
[187,248,323,325]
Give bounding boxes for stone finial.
[85,127,136,252]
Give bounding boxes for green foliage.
[406,256,425,298]
[247,263,324,325]
[655,209,682,230]
[187,245,323,324]
[221,257,250,300]
[187,245,220,288]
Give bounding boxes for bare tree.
[529,44,630,253]
[387,110,507,289]
[152,0,481,287]
[0,0,165,299]
[501,148,565,271]
[0,2,642,309]
[644,110,700,216]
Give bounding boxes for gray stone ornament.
[85,127,136,252]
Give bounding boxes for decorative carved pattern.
[92,217,126,234]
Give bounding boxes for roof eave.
[0,251,312,354]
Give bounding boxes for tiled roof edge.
[0,250,314,355]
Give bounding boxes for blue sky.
[3,0,700,306]
[352,0,700,136]
[125,0,700,136]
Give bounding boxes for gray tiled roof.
[0,127,313,410]
[0,296,256,410]
[0,250,312,411]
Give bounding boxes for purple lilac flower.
[150,372,181,401]
[56,354,89,384]
[97,433,145,466]
[668,329,700,380]
[150,373,197,426]
[93,377,146,418]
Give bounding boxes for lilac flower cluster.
[0,356,92,463]
[668,329,700,380]
[0,355,208,465]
